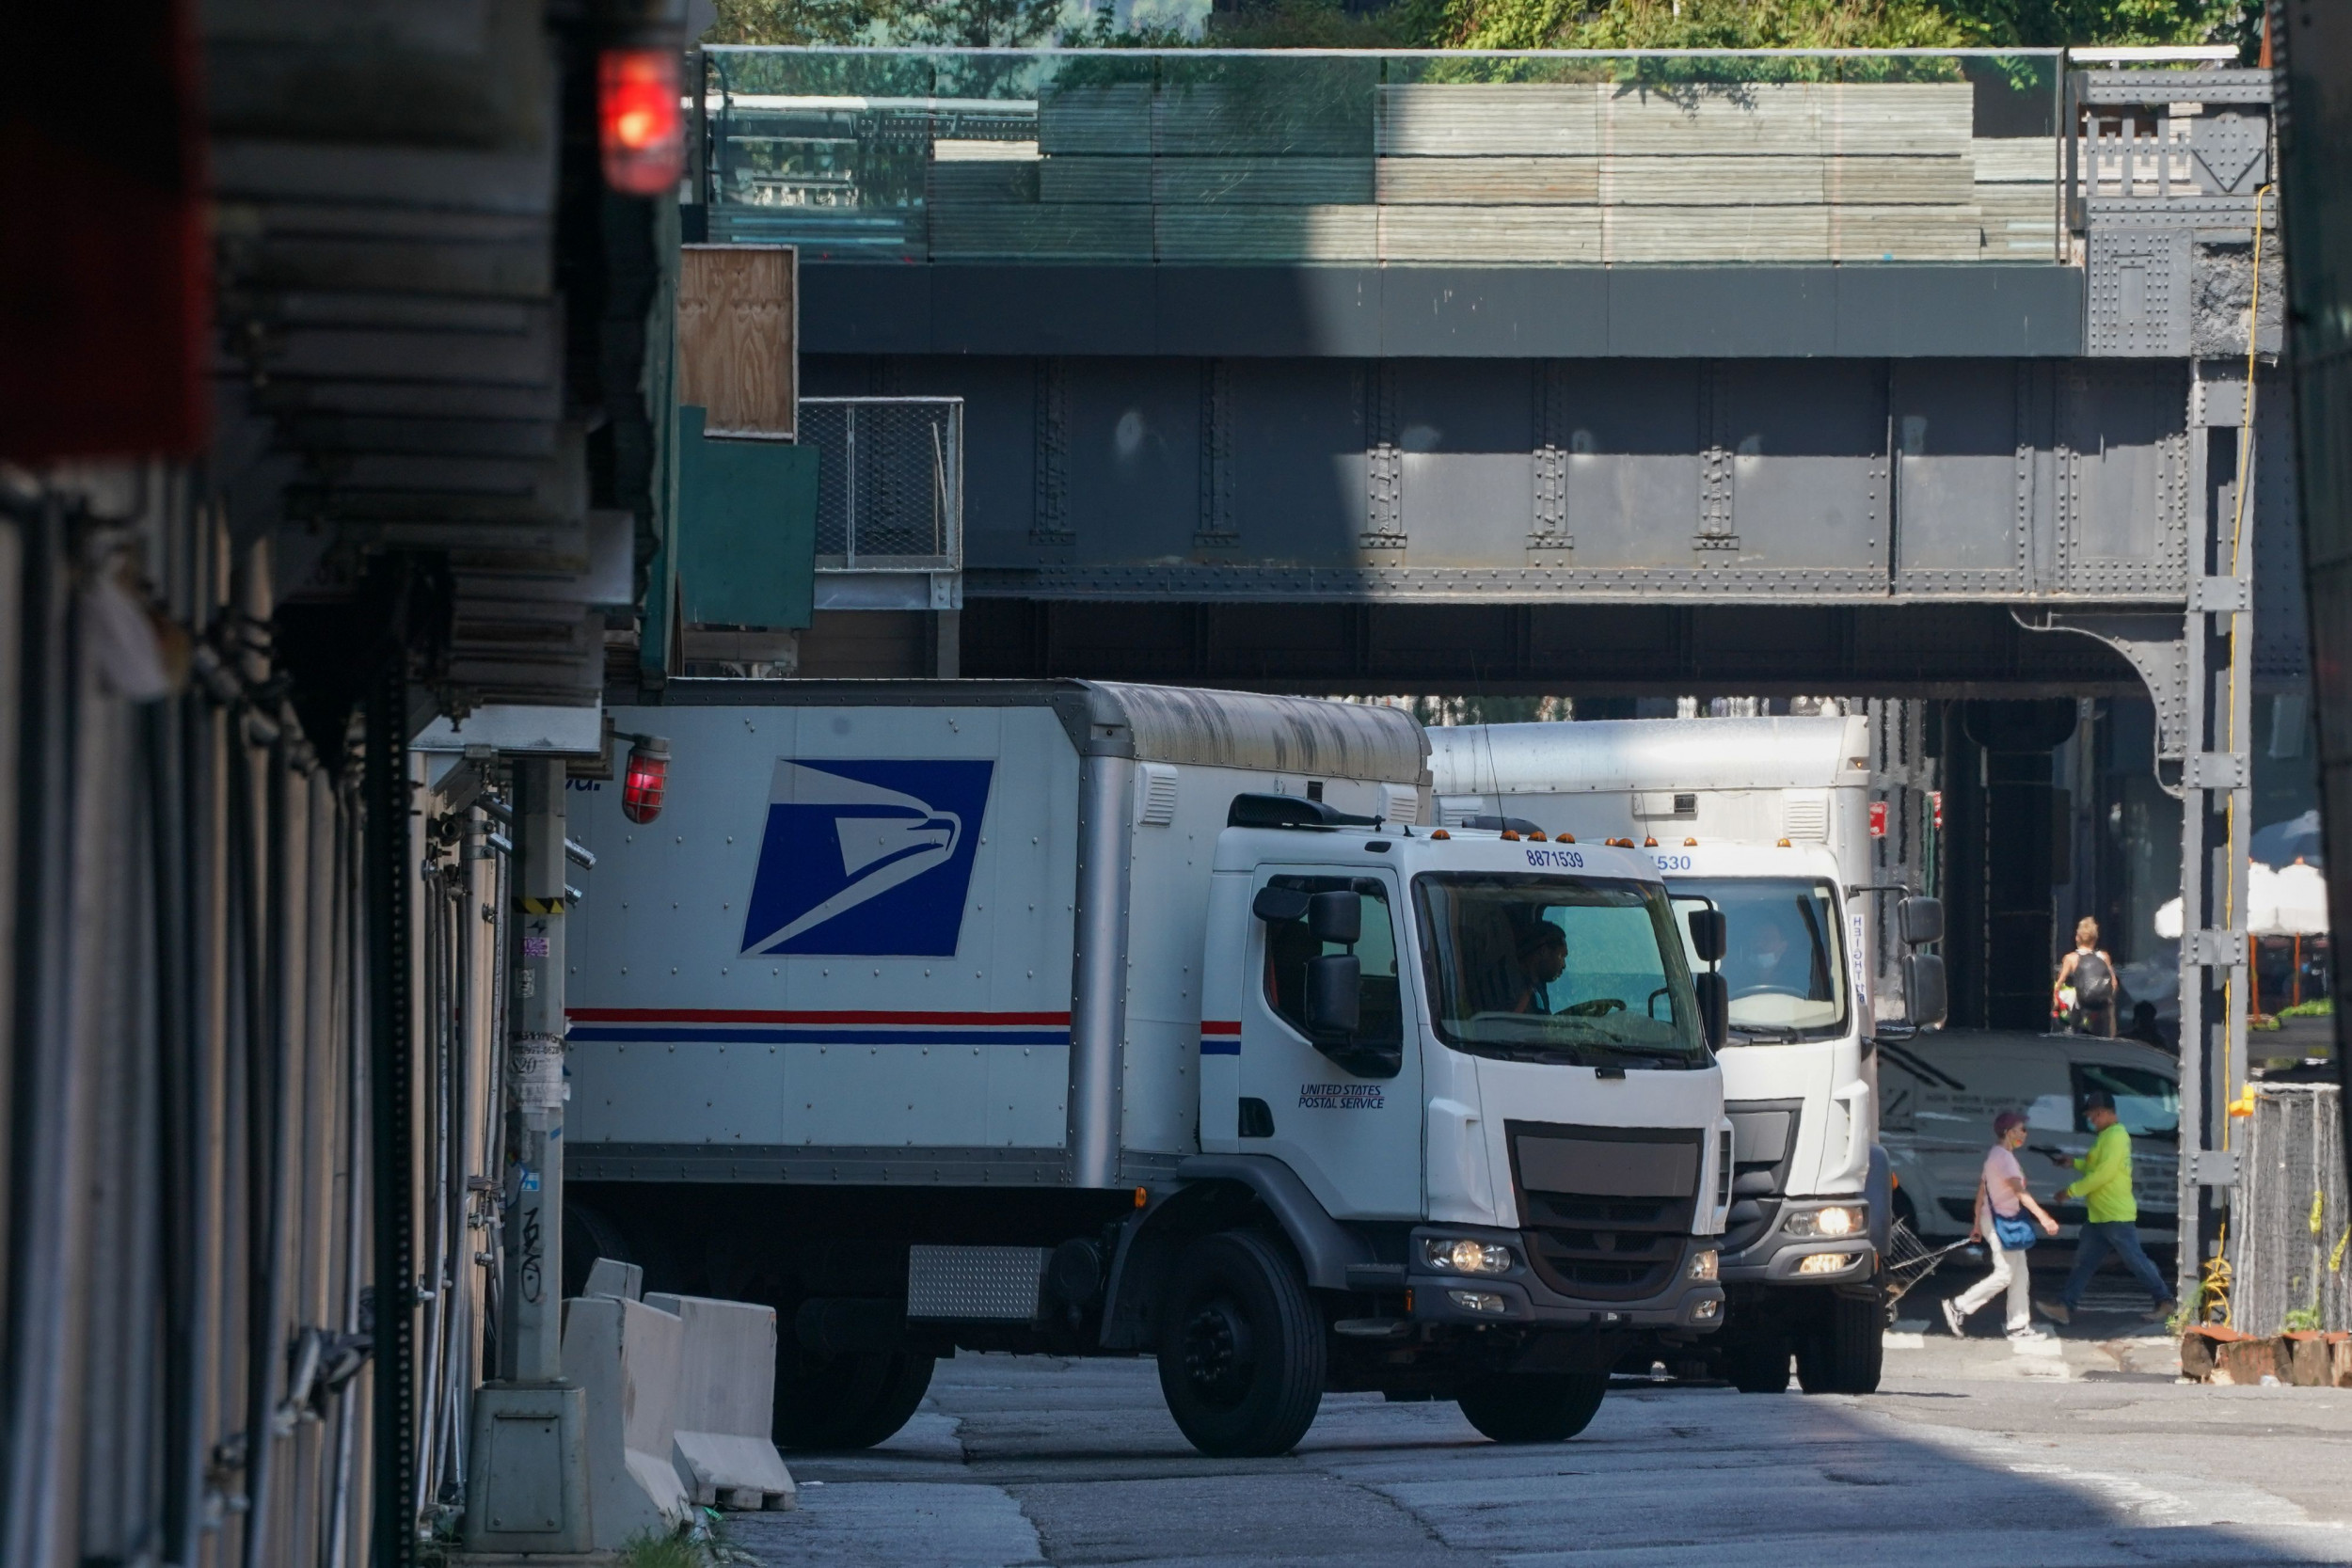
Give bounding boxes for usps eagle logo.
[739,759,994,956]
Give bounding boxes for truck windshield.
[1411,874,1708,1069]
[1668,879,1847,1042]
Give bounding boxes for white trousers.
[1952,1224,2032,1333]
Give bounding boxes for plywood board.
[930,204,1153,261]
[1971,136,2061,182]
[678,245,796,439]
[1378,85,1603,157]
[1153,156,1374,206]
[1153,204,1377,261]
[1375,156,1598,204]
[1039,155,1152,205]
[1380,205,1599,262]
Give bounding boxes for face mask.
[1752,949,1783,974]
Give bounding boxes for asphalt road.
[729,1287,2352,1568]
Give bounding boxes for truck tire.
[1155,1230,1326,1457]
[1795,1292,1883,1395]
[1454,1373,1609,1443]
[773,1351,935,1450]
[1721,1337,1792,1394]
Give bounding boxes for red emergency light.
[598,48,685,197]
[622,735,672,824]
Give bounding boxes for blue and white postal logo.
[739,759,993,957]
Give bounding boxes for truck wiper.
[1728,1026,1803,1043]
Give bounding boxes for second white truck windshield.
[1671,877,1849,1041]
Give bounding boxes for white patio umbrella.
[2149,861,2328,941]
[2269,860,2329,936]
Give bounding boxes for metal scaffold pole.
[460,757,593,1557]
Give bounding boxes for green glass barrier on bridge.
[700,47,2066,267]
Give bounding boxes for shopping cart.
[1883,1217,1976,1315]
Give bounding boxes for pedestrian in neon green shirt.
[2035,1090,2175,1323]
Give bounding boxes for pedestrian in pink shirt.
[1944,1110,2060,1338]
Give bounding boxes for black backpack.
[2074,950,2114,1007]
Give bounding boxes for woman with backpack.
[1943,1110,2061,1338]
[2054,916,2119,1037]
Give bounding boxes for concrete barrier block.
[644,1291,795,1510]
[583,1258,644,1302]
[560,1294,693,1548]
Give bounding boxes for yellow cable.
[2202,1219,2233,1327]
[2217,182,2271,1154]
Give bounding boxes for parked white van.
[1877,1029,2178,1249]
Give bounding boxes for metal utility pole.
[461,758,593,1555]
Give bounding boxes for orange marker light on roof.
[1528,830,1547,842]
[1644,836,1658,847]
[1500,829,1521,841]
[1777,837,1792,847]
[1430,829,1450,840]
[1685,837,1699,847]
[1557,833,1575,844]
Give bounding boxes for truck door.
[1240,868,1422,1219]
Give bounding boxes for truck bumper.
[1404,1224,1725,1333]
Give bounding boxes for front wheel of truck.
[1155,1230,1326,1457]
[1795,1291,1884,1395]
[773,1350,935,1450]
[1454,1373,1609,1443]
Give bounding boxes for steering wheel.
[1732,984,1788,1000]
[1562,997,1625,1017]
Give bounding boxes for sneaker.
[2005,1326,2044,1340]
[1941,1299,1966,1338]
[2036,1299,2072,1324]
[2142,1304,2174,1323]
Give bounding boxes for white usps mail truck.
[1429,713,1946,1395]
[563,681,1730,1457]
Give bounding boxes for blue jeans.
[2061,1219,2174,1309]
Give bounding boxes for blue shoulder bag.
[1992,1212,2038,1251]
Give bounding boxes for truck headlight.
[1422,1238,1514,1276]
[1687,1248,1719,1281]
[1784,1204,1867,1240]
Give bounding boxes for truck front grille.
[1507,1122,1703,1302]
[1723,1099,1804,1257]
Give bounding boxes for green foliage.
[617,1528,712,1568]
[2283,1305,2323,1332]
[707,0,1071,46]
[706,0,2263,51]
[2277,997,2334,1019]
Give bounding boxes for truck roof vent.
[1228,793,1378,831]
[1377,783,1422,826]
[1139,763,1179,826]
[1784,792,1829,840]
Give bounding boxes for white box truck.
[561,682,1731,1457]
[1429,712,1945,1395]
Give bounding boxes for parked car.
[1877,1029,2178,1250]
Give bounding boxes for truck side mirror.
[1305,954,1361,1036]
[1899,895,1944,946]
[1694,971,1728,1053]
[1902,951,1947,1029]
[1252,885,1310,924]
[1308,890,1360,947]
[1687,908,1726,965]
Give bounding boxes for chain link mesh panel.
[800,398,962,566]
[2232,1084,2348,1333]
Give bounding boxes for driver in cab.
[1511,921,1567,1014]
[1725,918,1795,998]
